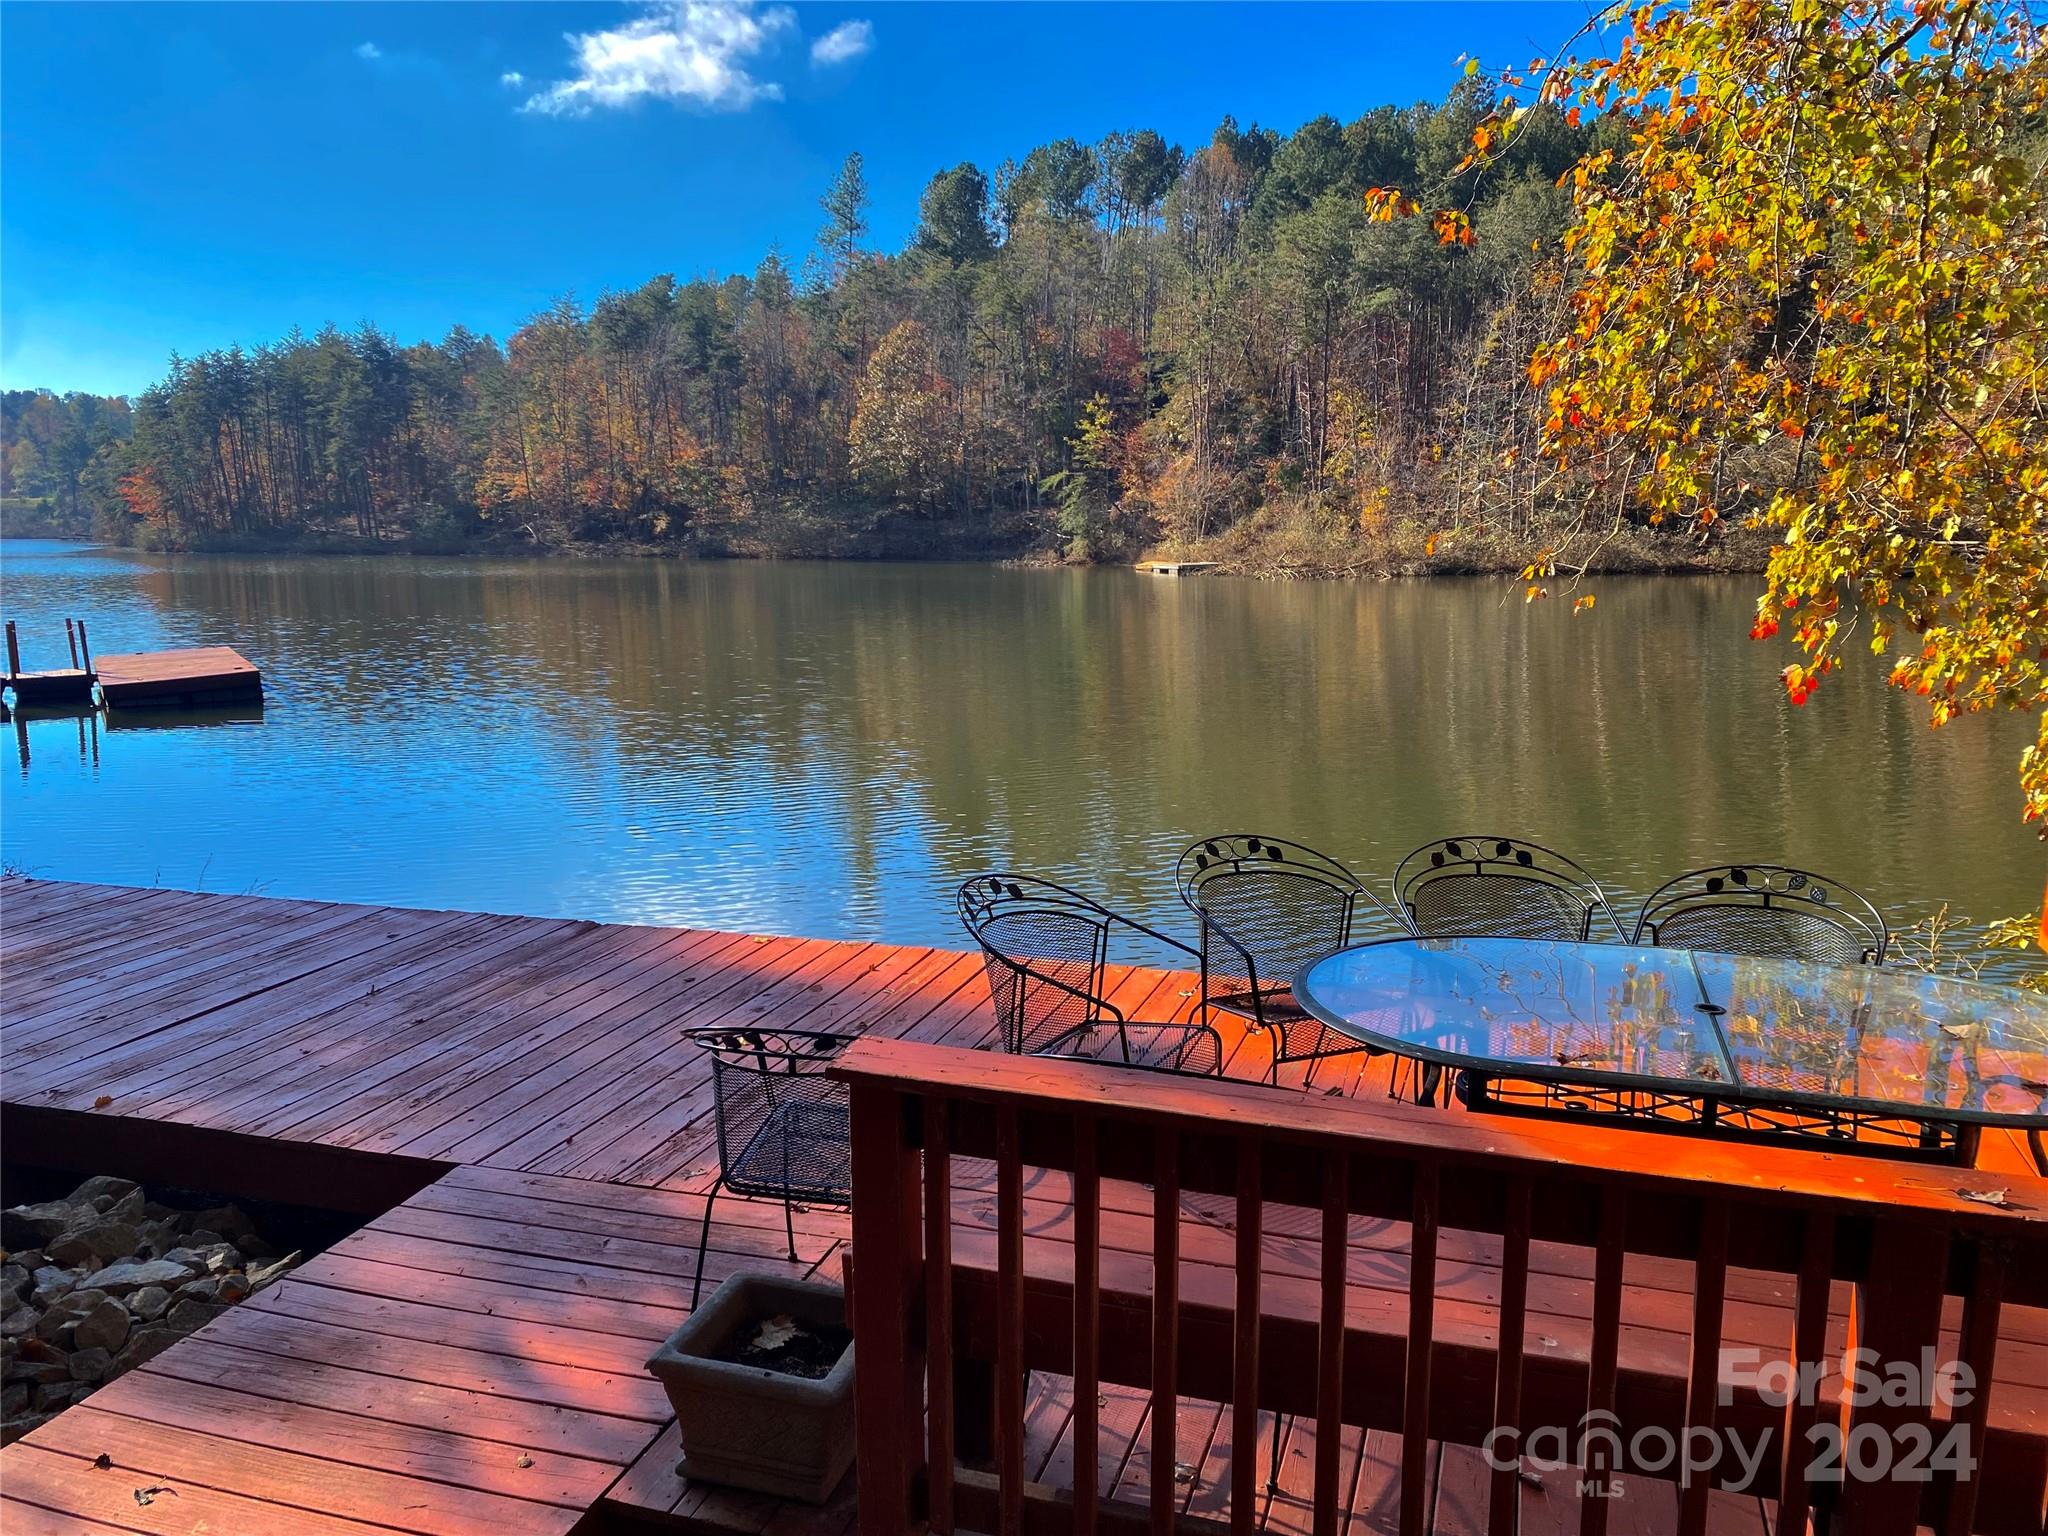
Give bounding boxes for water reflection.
[1,539,2042,971]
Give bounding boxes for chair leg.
[1268,1410,1285,1492]
[691,1183,721,1308]
[783,1193,798,1262]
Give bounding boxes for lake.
[2,539,2039,974]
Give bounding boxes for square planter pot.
[646,1272,856,1503]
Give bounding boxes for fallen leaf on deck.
[515,1454,534,1469]
[1939,1023,1976,1039]
[1958,1188,2015,1208]
[133,1487,175,1506]
[1519,1468,1547,1489]
[1173,1460,1196,1485]
[754,1314,800,1351]
[92,1095,113,1109]
[92,1453,112,1470]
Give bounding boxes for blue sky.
[2,2,1578,398]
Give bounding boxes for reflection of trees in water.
[1709,957,2048,1115]
[57,558,2048,949]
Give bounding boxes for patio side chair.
[685,1025,856,1306]
[1392,834,1625,944]
[957,874,1226,1077]
[1174,834,1395,1084]
[1631,862,1888,965]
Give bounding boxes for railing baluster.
[1488,1176,1533,1536]
[1777,1211,1834,1533]
[1837,1219,1951,1536]
[996,1105,1024,1536]
[1152,1125,1181,1534]
[1943,1238,2005,1536]
[1316,1150,1349,1536]
[1400,1162,1441,1536]
[849,1082,923,1536]
[1232,1136,1263,1536]
[1075,1112,1102,1536]
[1579,1185,1626,1536]
[923,1099,955,1534]
[1678,1200,1729,1536]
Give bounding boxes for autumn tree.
[1450,0,2048,824]
[849,320,955,511]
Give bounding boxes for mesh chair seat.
[1393,836,1621,944]
[1408,872,1589,942]
[723,1100,853,1202]
[1634,864,1887,965]
[1176,835,1396,1081]
[685,1026,856,1304]
[959,875,1228,1079]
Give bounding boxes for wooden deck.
[92,646,262,708]
[1,878,2040,1534]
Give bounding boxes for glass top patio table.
[1293,936,2048,1131]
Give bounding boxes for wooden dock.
[93,646,262,709]
[1135,560,1219,576]
[1,878,2041,1534]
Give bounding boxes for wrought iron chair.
[1174,835,1396,1083]
[957,875,1226,1077]
[1631,863,1888,965]
[1392,835,1625,943]
[686,1026,856,1306]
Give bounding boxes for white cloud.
[500,70,525,88]
[355,41,382,61]
[809,19,871,67]
[522,2,796,117]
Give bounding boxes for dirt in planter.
[714,1313,851,1380]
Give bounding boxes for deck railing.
[838,1039,2048,1536]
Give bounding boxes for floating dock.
[1135,559,1219,576]
[93,645,263,709]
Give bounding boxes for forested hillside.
[6,85,1761,571]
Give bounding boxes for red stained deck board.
[0,877,2033,1535]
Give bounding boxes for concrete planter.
[646,1273,856,1502]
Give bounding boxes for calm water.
[2,540,2040,974]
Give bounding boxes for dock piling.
[4,621,19,680]
[64,618,79,670]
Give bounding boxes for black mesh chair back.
[1175,835,1393,1077]
[685,1026,855,1303]
[1633,864,1887,965]
[1393,835,1622,943]
[958,874,1223,1076]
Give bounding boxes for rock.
[165,1298,223,1336]
[65,1347,112,1383]
[111,1325,178,1371]
[0,1284,17,1317]
[175,1278,222,1306]
[15,1336,65,1367]
[186,1228,226,1249]
[0,1263,29,1292]
[32,1380,92,1413]
[247,1252,300,1292]
[1,1203,76,1249]
[212,1273,250,1305]
[76,1258,192,1296]
[10,1251,46,1274]
[8,1356,70,1386]
[103,1190,146,1226]
[70,1299,128,1355]
[126,1286,172,1322]
[141,1201,181,1224]
[30,1266,77,1308]
[46,1220,139,1268]
[193,1206,254,1241]
[234,1233,274,1259]
[1,1412,52,1446]
[65,1176,138,1207]
[0,1383,25,1418]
